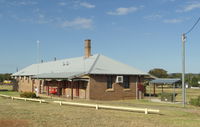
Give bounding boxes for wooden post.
[149,83,151,101]
[47,85,49,96]
[71,81,73,100]
[153,84,156,96]
[136,77,138,100]
[173,83,175,103]
[39,80,41,94]
[58,81,61,97]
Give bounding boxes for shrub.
[190,96,200,107]
[20,92,37,98]
[160,93,177,102]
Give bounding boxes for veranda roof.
[149,78,181,84]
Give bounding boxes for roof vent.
[63,61,69,66]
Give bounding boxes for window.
[107,76,113,89]
[123,76,130,88]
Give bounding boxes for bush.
[190,96,200,107]
[20,92,37,98]
[160,93,177,102]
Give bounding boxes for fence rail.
[0,94,160,114]
[0,94,45,103]
[54,101,160,114]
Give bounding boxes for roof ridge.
[87,54,100,74]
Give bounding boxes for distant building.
[12,40,148,100]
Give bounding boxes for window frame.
[123,76,130,89]
[107,75,113,89]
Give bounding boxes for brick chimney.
[84,39,91,58]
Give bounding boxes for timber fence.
[0,94,45,103]
[0,94,160,114]
[54,101,160,114]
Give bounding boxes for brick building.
[12,40,148,100]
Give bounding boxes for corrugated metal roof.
[12,54,148,78]
[149,78,181,84]
[13,54,97,76]
[88,55,147,75]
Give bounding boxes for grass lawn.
[0,90,200,127]
[0,84,19,96]
[0,88,200,127]
[0,84,13,91]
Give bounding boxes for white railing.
[54,101,160,114]
[0,94,160,114]
[0,94,45,103]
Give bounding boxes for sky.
[0,0,200,74]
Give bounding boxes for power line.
[185,17,200,35]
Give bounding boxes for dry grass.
[0,88,200,127]
[0,90,200,127]
[0,84,13,91]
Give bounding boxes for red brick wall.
[17,76,43,93]
[17,75,144,100]
[89,75,141,100]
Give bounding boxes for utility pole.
[182,33,186,107]
[181,17,200,107]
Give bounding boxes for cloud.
[144,14,162,20]
[61,18,93,29]
[177,2,200,12]
[9,9,54,25]
[80,2,95,8]
[58,2,67,6]
[35,14,54,24]
[107,7,140,15]
[163,19,182,23]
[5,0,38,6]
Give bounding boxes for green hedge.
[160,93,177,102]
[20,92,37,98]
[190,96,200,107]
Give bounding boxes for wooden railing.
[0,94,160,114]
[0,94,45,103]
[54,101,160,114]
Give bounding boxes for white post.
[145,108,148,114]
[96,105,99,110]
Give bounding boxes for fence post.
[96,105,99,110]
[59,101,62,106]
[145,108,148,114]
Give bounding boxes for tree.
[0,73,12,82]
[190,77,199,87]
[149,68,168,78]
